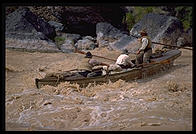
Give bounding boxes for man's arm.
[137,38,148,54]
[125,57,135,67]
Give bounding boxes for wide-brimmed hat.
[85,51,93,58]
[121,49,129,54]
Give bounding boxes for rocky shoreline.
[5,6,192,53]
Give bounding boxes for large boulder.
[96,22,126,48]
[130,13,184,52]
[7,6,128,37]
[6,7,56,41]
[96,22,139,52]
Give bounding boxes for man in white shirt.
[135,30,152,66]
[106,49,135,72]
[116,49,135,69]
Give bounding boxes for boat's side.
[35,49,181,89]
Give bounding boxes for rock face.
[6,7,56,41]
[58,6,127,36]
[6,7,59,52]
[130,13,184,51]
[96,22,126,48]
[6,7,190,53]
[96,22,139,52]
[26,6,128,37]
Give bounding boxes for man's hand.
[136,50,140,55]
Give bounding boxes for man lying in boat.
[74,51,109,78]
[44,51,109,79]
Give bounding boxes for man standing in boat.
[135,30,152,66]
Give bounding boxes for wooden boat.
[35,49,181,89]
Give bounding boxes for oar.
[74,48,116,62]
[130,34,193,51]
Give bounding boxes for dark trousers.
[136,49,152,65]
[78,70,91,77]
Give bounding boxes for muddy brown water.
[5,48,192,131]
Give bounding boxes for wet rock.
[130,13,184,51]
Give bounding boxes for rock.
[6,7,56,41]
[48,21,64,32]
[173,28,192,48]
[28,6,63,22]
[61,6,127,36]
[60,40,75,53]
[75,38,97,50]
[54,33,82,53]
[176,37,186,47]
[130,13,184,52]
[61,33,81,43]
[82,36,96,42]
[96,22,125,48]
[183,28,192,47]
[110,34,137,51]
[96,22,139,52]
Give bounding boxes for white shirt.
[116,54,134,67]
[139,37,148,51]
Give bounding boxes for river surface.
[5,48,192,131]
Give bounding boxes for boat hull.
[35,49,181,88]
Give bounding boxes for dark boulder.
[6,7,56,41]
[130,13,184,52]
